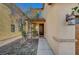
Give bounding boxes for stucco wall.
[42,3,76,54]
[0,4,21,40]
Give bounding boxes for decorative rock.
[0,38,38,55]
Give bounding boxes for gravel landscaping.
[0,38,39,55]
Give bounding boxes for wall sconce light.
[66,14,75,25]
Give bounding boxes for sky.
[16,3,43,12]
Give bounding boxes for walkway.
[0,36,54,55]
[37,37,53,55]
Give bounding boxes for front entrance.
[39,24,44,37]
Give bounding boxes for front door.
[39,24,44,37]
[76,24,79,54]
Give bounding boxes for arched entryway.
[31,18,45,37]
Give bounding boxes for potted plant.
[32,27,38,37]
[22,30,26,39]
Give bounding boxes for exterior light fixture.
[66,13,75,25]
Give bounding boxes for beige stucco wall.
[0,4,21,41]
[42,3,76,54]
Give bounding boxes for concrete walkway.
[37,37,53,55]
